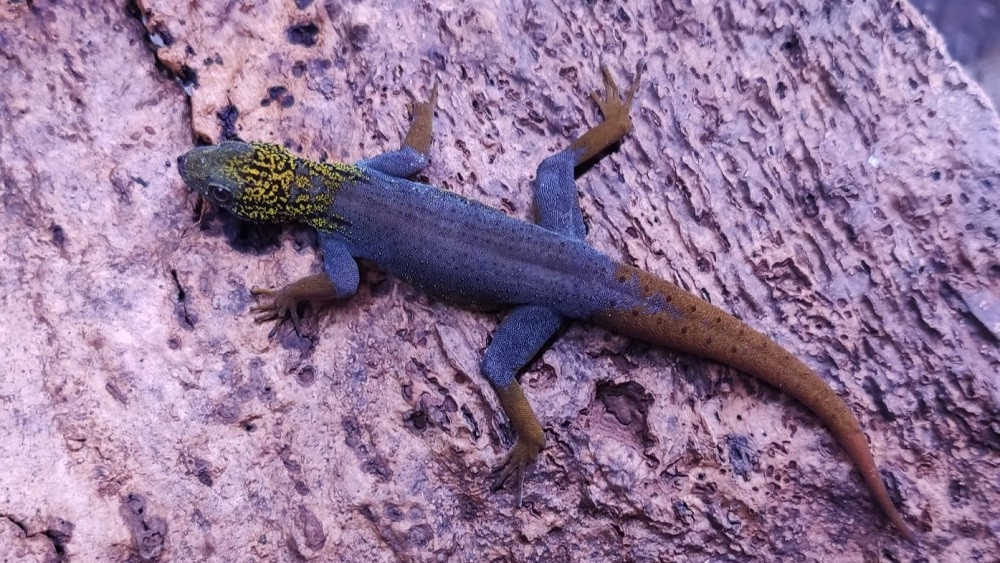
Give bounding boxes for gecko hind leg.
[484,65,644,504]
[482,305,563,505]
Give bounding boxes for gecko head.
[178,140,302,223]
[179,140,362,229]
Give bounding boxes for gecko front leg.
[250,233,358,336]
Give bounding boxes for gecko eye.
[210,184,233,204]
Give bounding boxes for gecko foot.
[403,82,440,155]
[591,61,645,130]
[568,62,645,164]
[490,437,543,507]
[249,274,336,337]
[250,287,307,337]
[413,82,439,115]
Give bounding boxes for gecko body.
[178,65,913,540]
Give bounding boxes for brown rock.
[1,0,997,560]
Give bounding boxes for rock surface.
[910,0,1000,110]
[1,0,997,560]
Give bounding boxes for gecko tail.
[591,262,915,542]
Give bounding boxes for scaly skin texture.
[177,66,914,541]
[189,140,365,231]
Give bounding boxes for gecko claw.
[490,438,541,507]
[592,61,644,122]
[250,286,304,336]
[427,81,439,109]
[247,274,338,337]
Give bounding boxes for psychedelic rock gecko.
[178,64,913,540]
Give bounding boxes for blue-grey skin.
[177,141,665,384]
[180,137,663,503]
[324,147,673,387]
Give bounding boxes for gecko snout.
[177,153,189,180]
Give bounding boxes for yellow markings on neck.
[224,142,364,231]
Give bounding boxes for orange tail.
[592,262,914,541]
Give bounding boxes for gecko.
[177,63,914,541]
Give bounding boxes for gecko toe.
[489,438,540,507]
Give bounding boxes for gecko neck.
[292,158,365,231]
[232,142,365,231]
